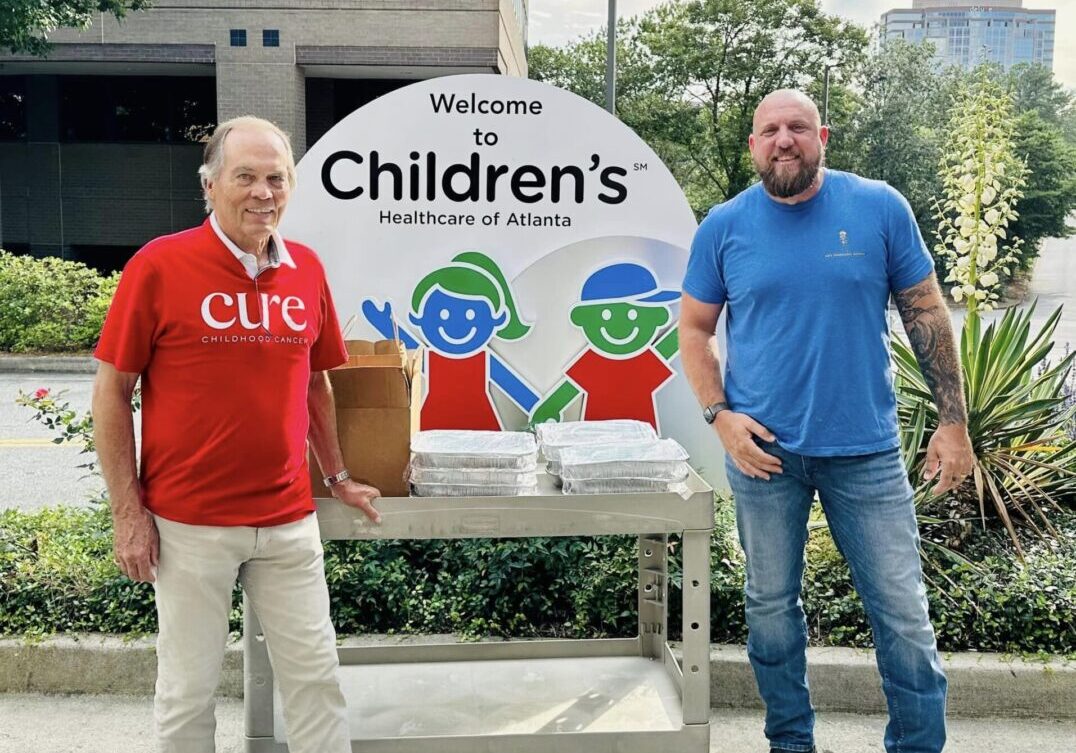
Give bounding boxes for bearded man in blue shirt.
[680,90,975,753]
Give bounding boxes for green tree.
[1060,108,1076,147]
[1002,63,1073,129]
[529,0,868,215]
[1008,110,1076,269]
[527,36,611,108]
[989,64,1076,267]
[1,0,150,56]
[636,0,867,206]
[529,25,717,214]
[805,78,860,172]
[839,41,956,244]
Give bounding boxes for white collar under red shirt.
[209,212,297,280]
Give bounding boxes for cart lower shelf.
[256,655,709,753]
[246,487,714,752]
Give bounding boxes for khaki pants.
[153,513,349,753]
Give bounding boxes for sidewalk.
[0,353,96,373]
[2,636,1074,717]
[2,694,1075,753]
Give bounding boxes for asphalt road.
[0,371,111,511]
[1018,232,1076,351]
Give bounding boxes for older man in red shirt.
[93,116,379,753]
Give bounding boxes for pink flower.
[33,388,49,400]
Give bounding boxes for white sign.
[283,74,725,487]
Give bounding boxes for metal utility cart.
[244,469,714,752]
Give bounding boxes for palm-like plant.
[897,70,1076,557]
[894,305,1076,556]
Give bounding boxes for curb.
[0,354,96,374]
[1,635,1073,719]
[708,644,1076,719]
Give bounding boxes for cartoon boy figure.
[362,251,538,431]
[531,262,680,430]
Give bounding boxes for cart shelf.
[244,469,714,753]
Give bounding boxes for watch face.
[704,402,727,424]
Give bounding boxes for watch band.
[323,469,350,488]
[703,401,730,424]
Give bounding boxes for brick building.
[0,1,528,269]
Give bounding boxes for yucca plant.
[932,71,1027,315]
[897,70,1076,557]
[894,305,1076,557]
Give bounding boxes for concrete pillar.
[215,34,307,156]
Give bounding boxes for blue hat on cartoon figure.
[579,262,681,304]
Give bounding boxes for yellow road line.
[0,438,71,447]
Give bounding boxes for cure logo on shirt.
[200,292,308,332]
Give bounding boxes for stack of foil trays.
[409,430,538,497]
[556,438,690,495]
[536,420,691,494]
[536,419,658,480]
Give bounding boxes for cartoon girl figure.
[362,251,538,430]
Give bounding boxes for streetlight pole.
[606,0,616,115]
[823,64,831,125]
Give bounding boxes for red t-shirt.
[420,351,501,430]
[95,219,348,527]
[565,348,674,430]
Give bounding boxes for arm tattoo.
[894,276,968,426]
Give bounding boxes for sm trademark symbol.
[633,162,648,171]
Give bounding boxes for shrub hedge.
[2,501,1074,655]
[0,250,119,352]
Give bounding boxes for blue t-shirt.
[683,169,934,456]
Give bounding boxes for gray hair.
[198,116,297,213]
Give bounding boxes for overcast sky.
[528,0,1075,89]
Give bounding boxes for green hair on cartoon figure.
[408,251,531,356]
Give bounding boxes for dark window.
[59,76,216,143]
[333,78,413,118]
[263,29,280,47]
[0,76,28,141]
[69,245,140,275]
[305,78,414,147]
[230,29,246,47]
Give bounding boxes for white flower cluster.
[932,79,1026,314]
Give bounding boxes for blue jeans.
[725,441,947,753]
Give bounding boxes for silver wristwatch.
[323,469,351,488]
[703,401,730,424]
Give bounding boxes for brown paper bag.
[310,339,422,498]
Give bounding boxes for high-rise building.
[880,1,1054,72]
[0,1,527,267]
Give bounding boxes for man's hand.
[714,411,783,480]
[113,507,159,583]
[922,423,975,495]
[331,479,382,524]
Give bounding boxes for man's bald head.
[753,90,821,134]
[748,89,828,201]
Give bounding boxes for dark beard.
[758,152,823,198]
